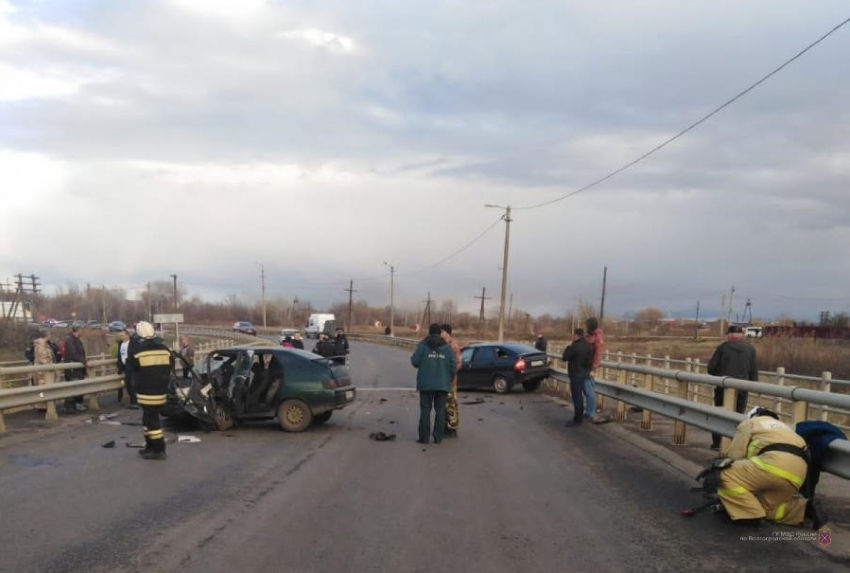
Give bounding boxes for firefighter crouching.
[718,407,812,526]
[127,321,174,460]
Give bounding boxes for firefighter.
[126,321,173,460]
[717,407,809,526]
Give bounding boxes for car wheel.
[277,399,313,432]
[313,411,332,425]
[493,375,510,394]
[522,380,541,392]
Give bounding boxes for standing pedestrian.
[292,332,305,349]
[708,324,758,450]
[126,321,173,460]
[584,317,606,423]
[32,329,56,412]
[410,323,455,444]
[534,333,548,352]
[440,324,462,438]
[62,326,88,414]
[180,335,195,379]
[562,328,594,427]
[116,329,138,408]
[334,328,350,357]
[313,333,336,358]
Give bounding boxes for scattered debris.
[461,399,485,405]
[593,416,612,425]
[177,435,202,443]
[520,406,524,410]
[369,432,396,442]
[389,420,396,425]
[379,397,388,403]
[101,440,116,448]
[478,418,484,422]
[125,442,144,448]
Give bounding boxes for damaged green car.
[167,346,356,432]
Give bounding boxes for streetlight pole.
[383,261,395,337]
[254,262,267,328]
[485,204,512,342]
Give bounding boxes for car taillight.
[514,357,526,372]
[323,378,339,389]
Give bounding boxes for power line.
[514,15,850,212]
[404,216,504,276]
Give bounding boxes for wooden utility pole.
[421,292,432,327]
[146,282,152,321]
[170,274,178,310]
[599,266,608,321]
[694,300,700,341]
[719,293,726,337]
[507,293,514,331]
[344,279,357,330]
[474,287,491,334]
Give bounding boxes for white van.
[744,326,763,338]
[305,313,335,338]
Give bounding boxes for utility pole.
[383,262,395,336]
[726,285,735,327]
[485,204,512,342]
[474,287,491,334]
[507,293,514,331]
[147,282,152,321]
[694,300,700,341]
[719,293,726,337]
[255,262,266,328]
[421,292,433,327]
[170,274,178,310]
[599,266,608,321]
[344,279,357,330]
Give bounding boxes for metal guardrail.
[0,334,244,432]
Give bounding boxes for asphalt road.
[0,341,847,573]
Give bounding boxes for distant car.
[52,319,70,328]
[42,318,59,328]
[86,320,102,329]
[745,326,763,338]
[233,321,257,336]
[71,320,86,329]
[279,328,300,344]
[165,346,356,432]
[457,342,551,393]
[108,320,127,332]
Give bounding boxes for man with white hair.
[126,322,174,460]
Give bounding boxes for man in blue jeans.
[584,317,608,424]
[410,323,455,444]
[562,328,594,427]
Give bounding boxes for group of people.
[312,328,350,363]
[560,317,606,426]
[410,323,461,444]
[27,326,91,414]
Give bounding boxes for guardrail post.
[615,353,627,420]
[663,356,671,394]
[641,355,653,430]
[792,399,809,426]
[773,367,785,418]
[45,399,58,422]
[87,363,100,412]
[820,372,832,422]
[0,410,5,432]
[673,372,689,444]
[720,385,736,454]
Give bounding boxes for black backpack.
[24,343,34,364]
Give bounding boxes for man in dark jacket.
[708,324,758,449]
[127,321,174,460]
[63,327,88,414]
[562,328,594,427]
[313,333,337,359]
[410,323,456,444]
[334,328,350,363]
[534,334,548,352]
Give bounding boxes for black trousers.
[64,369,85,407]
[419,391,448,443]
[117,372,138,404]
[711,387,749,447]
[140,403,165,452]
[569,375,585,423]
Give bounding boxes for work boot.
[139,450,167,460]
[805,499,828,530]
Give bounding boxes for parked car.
[233,321,257,336]
[42,318,59,327]
[457,342,550,393]
[107,320,127,332]
[86,320,102,329]
[71,320,86,329]
[745,326,763,338]
[52,319,70,328]
[165,346,356,432]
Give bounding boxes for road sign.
[153,313,184,323]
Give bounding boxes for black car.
[457,342,550,393]
[166,346,356,432]
[233,321,257,336]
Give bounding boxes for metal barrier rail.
[0,336,243,432]
[546,367,850,480]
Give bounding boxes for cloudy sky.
[1,0,848,321]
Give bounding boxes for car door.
[468,346,497,388]
[457,346,477,389]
